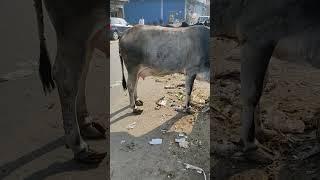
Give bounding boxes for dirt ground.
[110,73,210,180]
[210,38,320,180]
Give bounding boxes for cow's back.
[119,25,209,73]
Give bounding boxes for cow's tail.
[120,56,127,90]
[34,0,55,95]
[119,43,127,90]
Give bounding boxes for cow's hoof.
[135,99,144,106]
[133,108,143,115]
[242,142,258,153]
[80,122,106,140]
[74,148,106,164]
[175,106,193,114]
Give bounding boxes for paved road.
[0,1,107,179]
[110,40,126,105]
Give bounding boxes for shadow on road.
[0,136,65,179]
[24,159,100,180]
[0,135,106,179]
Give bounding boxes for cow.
[213,0,320,154]
[119,25,210,114]
[33,0,107,164]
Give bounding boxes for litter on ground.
[175,138,189,148]
[156,97,167,106]
[184,163,207,180]
[127,122,137,130]
[149,138,163,145]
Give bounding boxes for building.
[123,0,209,25]
[110,0,129,18]
[185,0,210,24]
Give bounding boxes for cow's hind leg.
[134,69,143,106]
[181,72,197,113]
[76,45,106,140]
[254,70,278,142]
[54,39,105,163]
[240,42,274,152]
[76,27,107,140]
[127,68,143,114]
[134,90,144,106]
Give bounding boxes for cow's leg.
[254,70,278,142]
[127,68,143,114]
[134,90,143,106]
[184,73,197,113]
[76,29,106,140]
[54,39,105,163]
[240,42,274,152]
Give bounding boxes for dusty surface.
[110,42,210,180]
[0,1,107,179]
[210,37,320,180]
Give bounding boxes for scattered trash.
[176,83,185,88]
[175,138,189,148]
[184,163,207,180]
[127,122,137,130]
[175,138,186,143]
[120,140,126,144]
[149,138,163,145]
[179,141,189,148]
[161,129,168,133]
[164,85,175,89]
[175,92,184,101]
[156,97,167,106]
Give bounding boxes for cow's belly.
[137,65,184,80]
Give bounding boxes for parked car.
[193,16,210,27]
[197,16,209,24]
[110,17,132,40]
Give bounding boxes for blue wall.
[124,0,185,25]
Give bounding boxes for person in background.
[139,16,145,25]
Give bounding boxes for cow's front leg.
[240,42,274,152]
[127,69,143,114]
[184,73,197,113]
[54,40,106,163]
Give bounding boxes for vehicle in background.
[194,16,210,27]
[110,17,132,40]
[197,16,209,24]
